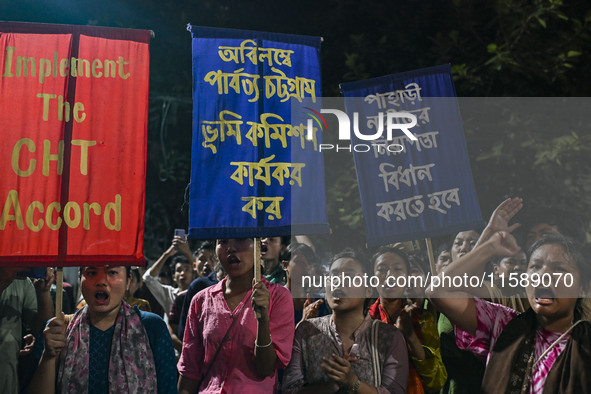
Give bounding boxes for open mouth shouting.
[260,243,268,257]
[95,290,110,305]
[227,255,241,266]
[534,287,556,305]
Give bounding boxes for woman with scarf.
[284,248,409,394]
[369,246,447,393]
[30,266,177,394]
[428,232,591,393]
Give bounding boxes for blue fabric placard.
[340,64,483,246]
[188,26,329,238]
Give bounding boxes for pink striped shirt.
[455,297,569,394]
[178,277,295,393]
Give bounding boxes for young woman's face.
[260,237,284,261]
[451,230,479,261]
[195,249,214,277]
[407,261,426,298]
[326,257,368,312]
[374,252,408,300]
[127,271,142,296]
[495,251,527,278]
[525,223,560,251]
[526,244,582,323]
[174,262,195,291]
[288,253,311,292]
[435,250,451,274]
[81,266,129,316]
[216,238,254,278]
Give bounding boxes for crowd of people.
[1,198,590,393]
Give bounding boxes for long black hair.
[528,234,591,321]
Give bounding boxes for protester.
[437,229,485,394]
[284,248,409,394]
[405,252,429,301]
[406,251,439,319]
[428,232,591,392]
[490,252,528,293]
[1,266,54,394]
[369,247,447,393]
[168,289,186,355]
[177,256,225,341]
[450,230,479,262]
[193,241,216,278]
[178,238,294,393]
[130,259,165,318]
[125,267,151,311]
[434,245,451,276]
[261,236,290,285]
[453,198,530,312]
[282,242,329,324]
[30,266,177,393]
[143,236,196,323]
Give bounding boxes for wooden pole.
[253,238,261,319]
[425,238,436,275]
[253,237,261,283]
[55,267,64,317]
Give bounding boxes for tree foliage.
[2,0,590,255]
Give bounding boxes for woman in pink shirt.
[178,238,295,393]
[428,232,591,393]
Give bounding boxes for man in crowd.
[261,236,290,285]
[0,266,54,394]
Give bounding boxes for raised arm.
[29,314,67,394]
[435,200,522,300]
[427,231,520,335]
[476,197,522,247]
[145,240,178,279]
[32,268,56,335]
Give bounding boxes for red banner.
[0,22,151,266]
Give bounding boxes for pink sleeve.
[268,285,295,368]
[177,295,205,380]
[455,297,518,361]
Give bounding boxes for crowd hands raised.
[2,198,590,393]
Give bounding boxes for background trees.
[2,0,590,257]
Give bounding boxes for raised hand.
[487,197,523,233]
[477,197,523,247]
[251,279,270,320]
[172,236,193,260]
[488,231,521,258]
[19,334,36,356]
[301,293,324,321]
[33,267,55,294]
[43,313,67,359]
[395,304,417,339]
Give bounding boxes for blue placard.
[188,26,329,239]
[340,64,483,246]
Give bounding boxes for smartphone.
[174,228,187,239]
[16,267,47,279]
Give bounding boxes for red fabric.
[0,23,150,266]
